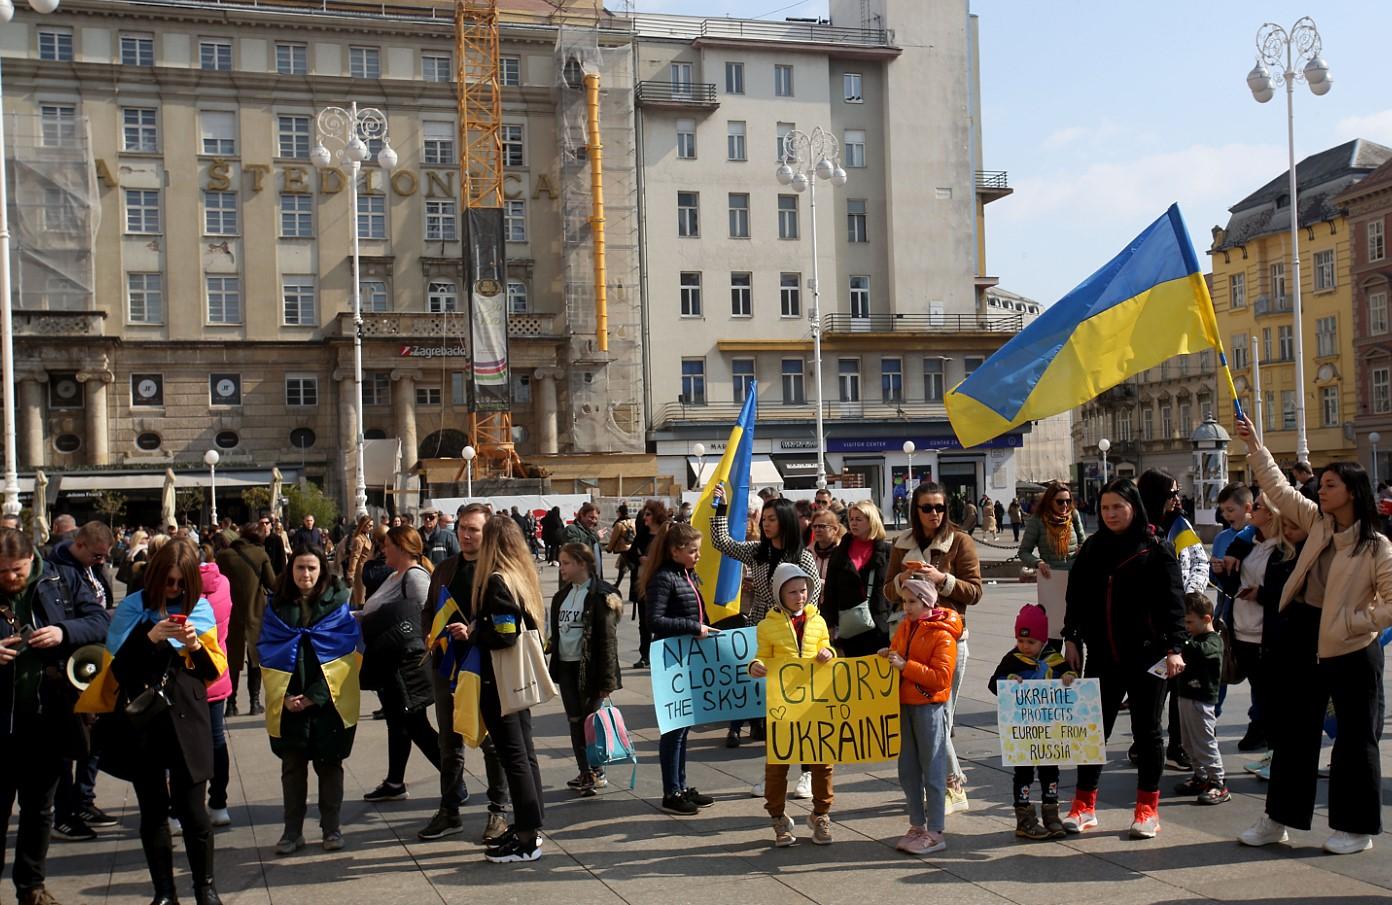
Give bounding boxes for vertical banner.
[765,656,901,764]
[997,678,1106,767]
[466,207,510,413]
[649,627,764,734]
[690,389,757,624]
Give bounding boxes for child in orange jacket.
[879,577,962,855]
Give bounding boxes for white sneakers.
[209,808,231,828]
[1238,815,1288,847]
[1323,831,1374,855]
[792,771,813,800]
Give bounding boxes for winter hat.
[1015,603,1049,640]
[902,577,938,607]
[772,562,811,606]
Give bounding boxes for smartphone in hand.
[168,613,188,625]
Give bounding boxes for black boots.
[186,820,221,905]
[143,830,179,905]
[247,668,264,716]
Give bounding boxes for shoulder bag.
[493,626,558,716]
[838,567,878,639]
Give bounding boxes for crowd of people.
[2,426,1390,904]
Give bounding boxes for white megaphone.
[66,644,105,690]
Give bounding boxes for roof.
[1334,155,1392,206]
[1213,139,1392,250]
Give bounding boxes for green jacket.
[1016,511,1086,571]
[267,587,355,762]
[1177,629,1223,705]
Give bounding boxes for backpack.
[607,519,635,554]
[584,699,638,787]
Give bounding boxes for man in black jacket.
[0,527,109,905]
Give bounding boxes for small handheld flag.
[690,388,757,624]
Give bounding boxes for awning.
[771,453,822,479]
[687,455,784,488]
[59,470,300,492]
[61,474,166,492]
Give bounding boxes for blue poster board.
[650,627,765,734]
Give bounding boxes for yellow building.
[1212,139,1391,478]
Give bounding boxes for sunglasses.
[1055,498,1072,506]
[917,503,947,514]
[1169,489,1182,498]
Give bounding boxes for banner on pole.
[649,627,764,734]
[765,656,900,764]
[466,207,510,413]
[997,678,1106,766]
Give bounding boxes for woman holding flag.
[258,546,359,855]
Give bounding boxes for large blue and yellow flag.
[429,587,464,656]
[451,643,487,748]
[690,388,757,624]
[257,602,361,738]
[946,204,1231,448]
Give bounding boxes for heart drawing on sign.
[769,706,787,721]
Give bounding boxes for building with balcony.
[1211,138,1391,479]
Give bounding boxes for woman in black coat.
[820,500,892,658]
[623,500,670,668]
[541,507,564,565]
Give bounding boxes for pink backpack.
[584,699,638,788]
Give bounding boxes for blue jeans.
[208,700,229,810]
[898,702,948,831]
[658,728,690,797]
[944,631,968,781]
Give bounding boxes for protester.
[821,501,891,658]
[882,577,960,856]
[260,546,358,855]
[420,511,459,567]
[1007,498,1023,542]
[807,508,844,589]
[1173,593,1229,805]
[960,499,978,535]
[1211,485,1271,751]
[1015,481,1086,647]
[608,505,636,586]
[198,551,235,828]
[1060,477,1185,839]
[1211,483,1256,726]
[981,496,998,538]
[263,517,289,577]
[541,507,563,566]
[747,564,835,847]
[1291,461,1318,502]
[548,543,622,797]
[1234,413,1392,856]
[622,501,669,669]
[562,503,606,582]
[344,515,375,608]
[885,481,981,815]
[291,515,324,553]
[214,524,277,717]
[640,521,716,817]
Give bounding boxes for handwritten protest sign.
[765,655,900,764]
[650,627,764,734]
[997,678,1105,767]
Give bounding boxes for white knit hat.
[772,562,811,606]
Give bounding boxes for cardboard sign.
[997,678,1106,766]
[765,655,901,764]
[650,627,764,734]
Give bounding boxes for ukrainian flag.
[1167,518,1203,557]
[451,643,487,748]
[691,387,757,624]
[257,602,361,738]
[946,204,1227,448]
[430,587,464,655]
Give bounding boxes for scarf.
[1043,507,1073,560]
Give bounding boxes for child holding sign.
[748,563,836,847]
[987,604,1076,840]
[880,578,962,855]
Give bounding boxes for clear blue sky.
[633,1,1392,305]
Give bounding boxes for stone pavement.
[41,554,1392,905]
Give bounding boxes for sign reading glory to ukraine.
[766,656,900,764]
[651,627,765,734]
[997,678,1106,767]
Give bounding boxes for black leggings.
[1076,657,1166,793]
[385,708,442,786]
[555,660,600,775]
[481,681,544,834]
[1014,765,1060,804]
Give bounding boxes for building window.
[501,123,525,167]
[280,193,313,238]
[850,275,870,319]
[276,42,308,75]
[779,273,801,318]
[728,193,749,238]
[1370,289,1389,335]
[675,118,696,159]
[278,114,310,159]
[965,356,983,377]
[1314,249,1335,290]
[127,273,163,324]
[677,191,699,237]
[203,191,238,235]
[507,280,528,314]
[781,359,805,404]
[843,71,863,102]
[1270,261,1286,304]
[359,279,388,313]
[357,193,386,239]
[365,371,390,405]
[1179,402,1192,437]
[730,272,751,317]
[125,189,161,234]
[776,121,794,162]
[41,187,75,233]
[733,358,756,403]
[838,359,860,403]
[680,359,706,405]
[778,194,798,239]
[847,198,868,242]
[504,200,526,241]
[774,64,794,97]
[1229,272,1246,308]
[199,39,233,72]
[426,200,457,241]
[415,386,442,406]
[1373,367,1391,414]
[844,129,866,168]
[349,46,381,79]
[201,110,236,155]
[282,276,316,326]
[679,271,702,317]
[1119,409,1134,442]
[206,275,241,323]
[1263,392,1275,431]
[121,107,159,153]
[669,61,693,97]
[1278,324,1294,361]
[881,358,903,403]
[1320,385,1339,427]
[719,60,743,94]
[1262,327,1272,363]
[423,120,455,165]
[120,33,154,66]
[422,52,452,82]
[924,358,944,402]
[39,104,76,148]
[285,375,319,407]
[38,28,73,62]
[1161,404,1173,438]
[726,121,746,161]
[1316,316,1337,357]
[428,281,457,313]
[1142,407,1154,440]
[499,55,521,86]
[1232,333,1249,369]
[1368,220,1385,262]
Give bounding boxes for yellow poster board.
[765,655,900,765]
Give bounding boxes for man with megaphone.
[0,526,109,905]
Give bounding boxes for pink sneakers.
[896,826,946,855]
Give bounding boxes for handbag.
[492,628,558,716]
[838,567,878,639]
[124,663,175,730]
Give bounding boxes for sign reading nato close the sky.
[650,627,764,735]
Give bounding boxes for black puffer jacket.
[1062,529,1186,667]
[645,562,705,641]
[360,566,433,714]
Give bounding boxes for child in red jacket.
[879,578,962,855]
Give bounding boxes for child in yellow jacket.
[749,562,835,847]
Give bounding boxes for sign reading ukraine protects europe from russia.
[997,678,1106,767]
[765,656,901,765]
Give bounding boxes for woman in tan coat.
[346,514,375,608]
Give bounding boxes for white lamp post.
[1098,437,1111,485]
[0,0,62,517]
[310,103,397,519]
[692,441,706,490]
[776,127,847,491]
[203,449,220,526]
[1371,431,1382,486]
[1246,17,1331,464]
[902,440,916,487]
[461,445,476,498]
